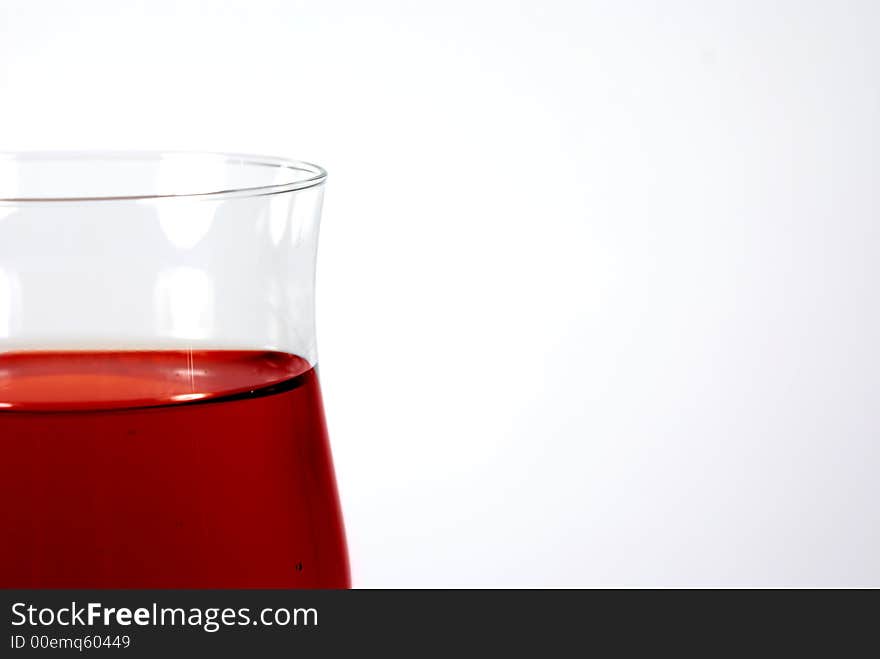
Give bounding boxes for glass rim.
[0,150,327,203]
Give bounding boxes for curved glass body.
[0,152,349,588]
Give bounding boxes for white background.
[2,0,879,587]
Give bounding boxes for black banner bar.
[0,589,870,656]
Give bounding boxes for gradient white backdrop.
[1,0,878,587]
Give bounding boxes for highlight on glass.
[0,152,350,588]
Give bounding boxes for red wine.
[0,350,350,588]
